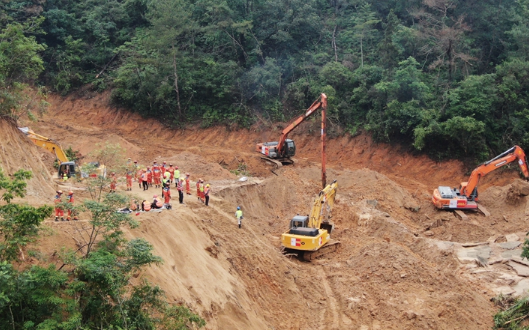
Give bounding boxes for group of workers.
[54,190,77,221]
[123,159,212,208]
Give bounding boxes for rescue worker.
[130,199,139,211]
[153,166,161,188]
[142,200,151,212]
[141,169,148,191]
[185,173,191,195]
[151,195,163,209]
[177,177,184,204]
[110,172,117,193]
[161,161,167,176]
[167,164,175,183]
[163,186,171,208]
[204,184,211,206]
[235,206,243,229]
[174,166,180,187]
[126,170,133,191]
[66,191,78,221]
[199,179,205,203]
[62,172,68,182]
[54,190,64,222]
[136,167,143,188]
[196,179,202,201]
[147,167,153,187]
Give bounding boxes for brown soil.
[7,91,529,329]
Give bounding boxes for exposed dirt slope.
[10,91,529,329]
[0,120,55,202]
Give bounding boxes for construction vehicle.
[256,93,327,168]
[18,127,106,179]
[281,180,340,261]
[18,127,78,178]
[432,145,529,211]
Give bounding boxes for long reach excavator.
[432,145,529,211]
[256,93,327,167]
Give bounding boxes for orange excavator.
[432,145,529,210]
[256,93,327,169]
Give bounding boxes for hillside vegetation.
[2,0,529,160]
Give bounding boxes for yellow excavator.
[18,127,78,178]
[281,180,340,261]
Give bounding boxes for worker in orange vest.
[161,161,167,176]
[141,169,148,191]
[142,200,151,211]
[177,177,184,204]
[204,184,211,206]
[147,167,153,187]
[126,170,133,191]
[151,195,163,209]
[136,166,143,189]
[167,164,175,183]
[153,166,161,188]
[66,191,78,221]
[54,190,64,221]
[185,173,191,195]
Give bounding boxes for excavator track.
[302,240,341,261]
[260,156,283,169]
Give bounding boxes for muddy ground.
[4,91,529,329]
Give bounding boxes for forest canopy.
[2,0,529,160]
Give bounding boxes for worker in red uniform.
[54,190,64,221]
[141,169,148,191]
[161,161,167,176]
[66,191,78,221]
[185,173,191,195]
[196,178,201,201]
[147,167,153,187]
[136,167,143,188]
[167,164,175,183]
[163,186,171,208]
[153,166,161,188]
[204,184,211,206]
[110,172,117,193]
[126,170,133,191]
[199,179,205,203]
[177,177,184,204]
[151,195,163,209]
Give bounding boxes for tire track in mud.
[317,265,340,330]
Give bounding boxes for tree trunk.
[172,44,182,121]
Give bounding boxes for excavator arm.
[18,127,69,163]
[276,93,327,157]
[308,180,338,229]
[460,145,529,199]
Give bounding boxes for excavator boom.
[18,127,69,163]
[432,145,529,210]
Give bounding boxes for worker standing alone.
[110,172,117,193]
[185,173,191,195]
[196,178,201,201]
[235,206,243,228]
[141,169,148,191]
[163,186,171,209]
[126,170,133,191]
[54,190,64,222]
[177,177,184,204]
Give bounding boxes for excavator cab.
[58,162,77,178]
[288,215,319,237]
[284,139,296,157]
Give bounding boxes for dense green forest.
[2,0,529,160]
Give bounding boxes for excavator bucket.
[320,221,334,234]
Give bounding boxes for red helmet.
[186,173,189,176]
[68,191,73,195]
[134,160,137,163]
[169,164,173,166]
[163,161,167,164]
[153,195,158,198]
[175,166,179,169]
